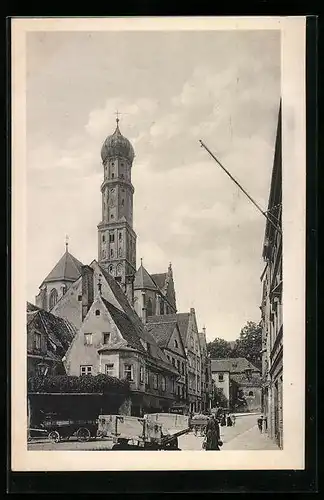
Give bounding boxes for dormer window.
[95,310,100,316]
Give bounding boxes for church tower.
[97,118,137,300]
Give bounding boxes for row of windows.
[80,363,169,392]
[84,332,110,345]
[146,298,172,317]
[166,355,185,375]
[102,232,123,243]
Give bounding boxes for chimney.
[125,274,135,306]
[81,265,94,321]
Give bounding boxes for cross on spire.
[115,110,121,124]
[65,234,69,252]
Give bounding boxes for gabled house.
[147,307,204,413]
[27,302,76,377]
[211,357,262,412]
[145,319,187,411]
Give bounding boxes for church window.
[110,249,114,257]
[174,339,178,349]
[119,232,122,241]
[109,233,115,243]
[112,173,115,179]
[248,391,254,397]
[147,298,153,317]
[160,301,164,315]
[109,265,113,274]
[78,295,82,301]
[49,288,58,309]
[121,199,125,206]
[111,214,114,219]
[102,234,105,242]
[95,310,100,316]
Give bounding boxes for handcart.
[97,413,190,450]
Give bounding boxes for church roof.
[43,249,84,284]
[150,273,167,291]
[134,264,159,291]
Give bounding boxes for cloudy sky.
[26,29,281,341]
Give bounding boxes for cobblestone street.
[28,413,278,452]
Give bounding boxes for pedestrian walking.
[226,415,233,427]
[231,414,236,426]
[257,415,263,433]
[203,414,222,451]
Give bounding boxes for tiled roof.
[176,313,190,344]
[27,302,76,361]
[98,264,176,372]
[210,357,260,373]
[231,373,262,387]
[147,312,190,345]
[151,273,167,291]
[145,322,176,349]
[101,298,146,354]
[43,250,83,283]
[134,265,159,291]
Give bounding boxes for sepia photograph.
[11,16,306,471]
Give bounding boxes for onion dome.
[101,118,135,163]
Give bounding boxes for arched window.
[160,301,164,315]
[147,298,153,317]
[248,390,254,397]
[49,288,58,309]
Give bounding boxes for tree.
[212,386,229,409]
[207,337,233,359]
[27,374,130,395]
[232,321,262,370]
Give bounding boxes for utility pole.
[199,140,282,235]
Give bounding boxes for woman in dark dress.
[204,414,222,450]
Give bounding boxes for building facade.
[145,319,187,412]
[260,102,283,448]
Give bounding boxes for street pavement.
[27,413,278,451]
